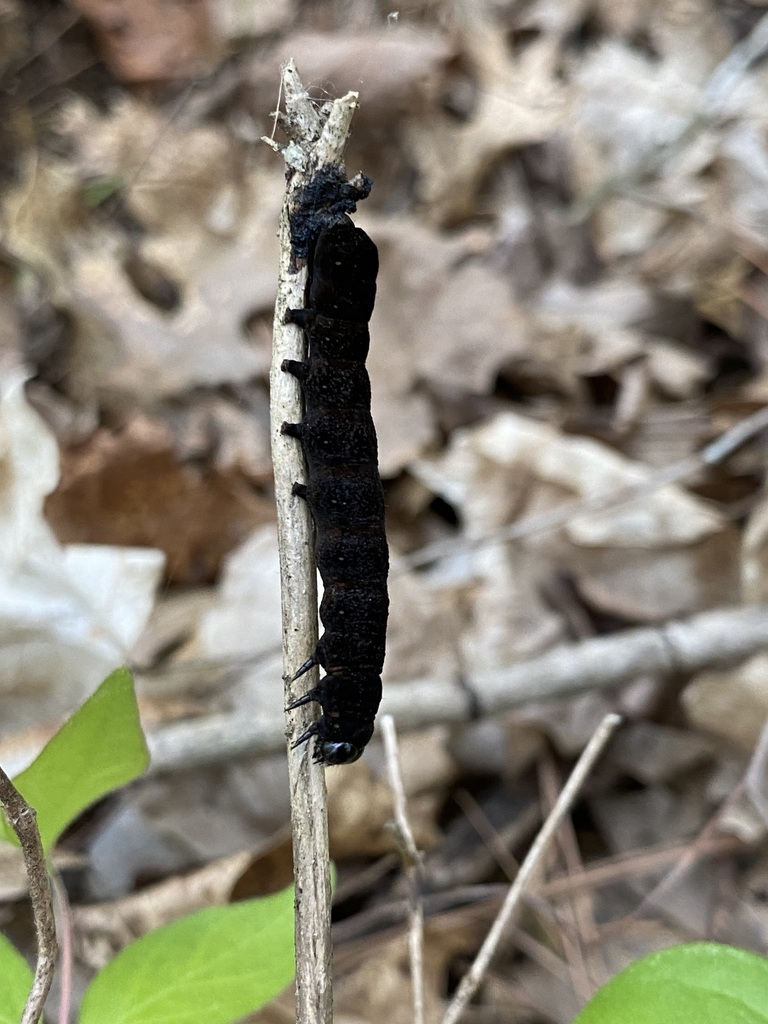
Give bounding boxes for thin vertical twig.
[381,716,425,1024]
[266,60,363,1024]
[0,765,57,1024]
[537,755,596,1002]
[52,873,74,1024]
[441,713,622,1024]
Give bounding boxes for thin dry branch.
[0,766,57,1024]
[145,603,768,775]
[267,60,363,1024]
[441,713,622,1024]
[402,403,768,572]
[381,716,425,1024]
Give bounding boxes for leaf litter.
[3,0,768,1020]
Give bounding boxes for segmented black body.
[282,196,388,766]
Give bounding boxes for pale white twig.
[0,766,57,1024]
[381,716,425,1024]
[268,59,362,1024]
[144,603,768,774]
[441,713,622,1024]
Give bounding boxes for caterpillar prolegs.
[281,171,388,766]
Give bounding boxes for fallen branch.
[145,603,768,775]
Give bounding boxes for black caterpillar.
[281,170,388,766]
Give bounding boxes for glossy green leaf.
[2,668,149,852]
[79,887,295,1024]
[573,942,768,1024]
[0,933,33,1024]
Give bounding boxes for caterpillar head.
[316,739,365,765]
[294,714,375,766]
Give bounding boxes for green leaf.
[79,887,296,1024]
[2,668,149,852]
[82,176,123,207]
[0,933,33,1024]
[573,942,768,1024]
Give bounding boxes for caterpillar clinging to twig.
[282,169,388,766]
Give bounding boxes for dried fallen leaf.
[410,27,567,223]
[68,0,222,83]
[369,219,531,474]
[45,416,273,584]
[0,372,164,734]
[682,652,768,751]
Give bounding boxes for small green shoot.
[82,176,123,208]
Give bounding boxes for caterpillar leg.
[292,482,309,500]
[281,421,304,440]
[284,308,314,329]
[286,686,319,713]
[281,358,308,379]
[291,720,319,750]
[288,655,317,683]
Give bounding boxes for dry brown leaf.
[369,219,531,474]
[68,0,222,83]
[570,529,741,620]
[395,726,458,795]
[410,26,567,223]
[743,493,768,602]
[65,249,267,405]
[45,416,273,583]
[194,525,282,664]
[682,653,768,750]
[591,784,710,855]
[412,410,735,641]
[172,392,274,480]
[384,570,466,683]
[230,835,294,901]
[0,263,22,375]
[646,338,712,398]
[428,411,724,546]
[334,926,471,1024]
[326,762,397,860]
[6,100,282,407]
[605,721,717,785]
[59,97,245,239]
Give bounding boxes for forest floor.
[2,1,768,1021]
